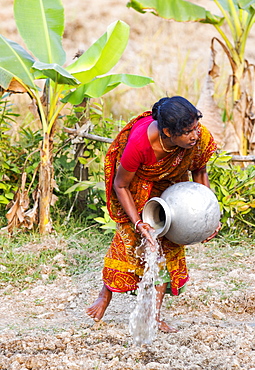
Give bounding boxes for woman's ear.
[162,128,171,138]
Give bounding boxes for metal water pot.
[142,182,221,245]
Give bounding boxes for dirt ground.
[1,1,255,369]
[0,236,255,369]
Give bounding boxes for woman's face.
[163,120,199,149]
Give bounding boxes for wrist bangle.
[135,219,142,232]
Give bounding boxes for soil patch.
[0,238,255,369]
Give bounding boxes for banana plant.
[0,0,153,234]
[127,0,255,155]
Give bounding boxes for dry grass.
[4,0,255,122]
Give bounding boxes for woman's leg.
[86,223,141,322]
[86,284,112,322]
[155,282,178,333]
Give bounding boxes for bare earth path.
[0,237,255,369]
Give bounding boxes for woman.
[87,96,218,332]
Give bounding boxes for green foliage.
[0,95,118,225]
[94,206,116,233]
[0,94,41,212]
[60,102,123,220]
[208,152,255,234]
[127,0,223,23]
[0,222,112,288]
[0,0,153,233]
[0,234,66,286]
[66,228,112,275]
[0,2,153,120]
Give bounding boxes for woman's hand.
[201,222,222,243]
[136,221,157,251]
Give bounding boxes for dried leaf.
[29,99,39,117]
[197,48,224,148]
[223,122,240,153]
[51,194,58,206]
[23,190,40,229]
[1,173,38,233]
[6,79,27,93]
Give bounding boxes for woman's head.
[152,96,202,137]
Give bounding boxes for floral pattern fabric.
[103,112,217,295]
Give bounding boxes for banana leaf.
[31,61,80,86]
[62,73,154,104]
[66,21,130,84]
[127,0,223,24]
[238,0,255,10]
[0,68,15,90]
[14,0,66,65]
[0,35,36,90]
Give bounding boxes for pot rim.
[142,197,171,237]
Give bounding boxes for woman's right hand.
[136,221,157,251]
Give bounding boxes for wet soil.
[0,237,255,369]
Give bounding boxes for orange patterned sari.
[103,112,217,295]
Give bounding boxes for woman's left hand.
[201,222,222,243]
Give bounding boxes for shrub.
[208,152,255,235]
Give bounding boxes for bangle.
[134,220,142,232]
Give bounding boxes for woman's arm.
[192,165,221,241]
[192,166,210,187]
[113,164,155,248]
[113,164,139,224]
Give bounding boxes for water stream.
[129,232,165,346]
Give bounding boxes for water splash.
[129,231,165,346]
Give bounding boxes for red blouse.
[121,115,156,172]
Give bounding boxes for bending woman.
[87,96,218,332]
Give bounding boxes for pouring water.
[129,231,165,346]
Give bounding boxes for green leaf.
[101,206,108,213]
[216,0,237,11]
[100,222,116,230]
[220,186,231,197]
[127,0,223,24]
[238,0,255,10]
[0,195,10,204]
[94,217,106,224]
[62,73,153,104]
[64,180,97,194]
[66,21,130,84]
[0,68,14,90]
[14,0,66,65]
[0,35,36,89]
[78,157,88,165]
[31,61,80,85]
[94,181,105,191]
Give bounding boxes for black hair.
[152,96,202,137]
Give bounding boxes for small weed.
[0,224,112,289]
[34,298,44,306]
[228,279,249,291]
[47,273,57,282]
[165,297,175,309]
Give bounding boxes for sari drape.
[103,112,217,295]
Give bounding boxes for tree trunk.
[38,133,53,234]
[74,98,90,211]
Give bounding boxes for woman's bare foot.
[155,282,177,333]
[86,284,112,322]
[157,320,178,333]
